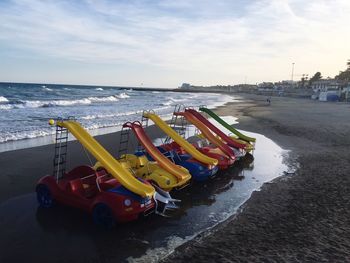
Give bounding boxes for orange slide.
[123,121,191,182]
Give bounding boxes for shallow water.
[0,130,290,263]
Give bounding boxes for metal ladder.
[53,124,68,182]
[118,126,130,158]
[165,104,187,143]
[141,110,149,129]
[137,111,151,152]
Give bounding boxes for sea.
[0,82,234,152]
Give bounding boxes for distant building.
[311,79,345,101]
[311,79,342,92]
[180,83,191,89]
[274,80,296,90]
[257,82,275,91]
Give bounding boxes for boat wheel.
[36,184,54,208]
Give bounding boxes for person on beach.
[266,96,271,105]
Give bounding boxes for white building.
[311,79,341,92]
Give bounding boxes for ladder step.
[53,154,67,158]
[55,145,67,148]
[55,138,68,141]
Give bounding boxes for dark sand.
[163,94,350,262]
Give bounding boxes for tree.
[300,75,308,88]
[309,72,322,84]
[335,60,350,81]
[335,70,350,81]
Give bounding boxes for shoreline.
[0,91,235,153]
[163,94,350,262]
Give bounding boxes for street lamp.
[291,62,295,82]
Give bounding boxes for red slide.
[186,109,246,150]
[174,112,235,160]
[122,121,190,181]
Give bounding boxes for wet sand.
[164,94,350,262]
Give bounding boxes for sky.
[0,0,349,88]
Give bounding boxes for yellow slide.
[56,120,155,198]
[143,113,218,167]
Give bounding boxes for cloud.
[0,0,349,85]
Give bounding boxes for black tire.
[92,203,116,229]
[36,184,55,208]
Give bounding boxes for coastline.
[163,94,350,262]
[0,89,235,153]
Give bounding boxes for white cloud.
[0,0,349,86]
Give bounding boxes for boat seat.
[70,178,85,196]
[99,178,119,191]
[70,178,98,198]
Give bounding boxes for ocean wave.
[0,96,120,110]
[80,104,170,121]
[0,104,13,110]
[162,100,173,106]
[88,96,119,103]
[0,129,54,143]
[95,88,104,91]
[0,96,9,103]
[161,97,186,106]
[85,121,125,131]
[81,109,143,120]
[116,92,130,99]
[42,87,53,91]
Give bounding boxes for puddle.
[0,128,291,263]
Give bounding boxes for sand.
[163,94,350,262]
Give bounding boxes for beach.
[0,93,349,262]
[164,94,350,262]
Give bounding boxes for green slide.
[199,107,256,143]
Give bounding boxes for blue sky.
[0,0,349,88]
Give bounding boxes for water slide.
[186,109,247,149]
[56,120,155,198]
[142,113,218,167]
[199,107,256,143]
[174,111,235,160]
[123,121,191,182]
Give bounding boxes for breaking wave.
[116,92,130,99]
[81,110,143,120]
[0,96,9,103]
[0,96,122,110]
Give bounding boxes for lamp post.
[291,62,295,82]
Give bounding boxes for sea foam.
[0,96,120,110]
[0,96,9,103]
